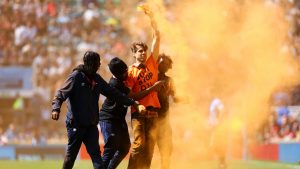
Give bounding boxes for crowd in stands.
[258,88,300,144]
[0,0,174,146]
[1,0,300,146]
[0,0,149,145]
[255,0,300,144]
[263,0,300,141]
[0,0,141,88]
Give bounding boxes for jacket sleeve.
[95,75,135,106]
[51,73,76,113]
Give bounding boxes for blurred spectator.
[4,123,16,143]
[259,105,300,143]
[263,113,281,143]
[276,105,290,126]
[0,127,8,145]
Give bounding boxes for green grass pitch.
[0,160,299,169]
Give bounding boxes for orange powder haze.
[127,0,300,168]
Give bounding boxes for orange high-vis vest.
[126,55,161,113]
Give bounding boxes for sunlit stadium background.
[1,0,300,169]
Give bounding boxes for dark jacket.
[52,65,134,127]
[157,73,175,118]
[99,77,131,122]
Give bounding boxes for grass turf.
[0,160,299,169]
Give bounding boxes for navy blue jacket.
[99,77,131,122]
[52,67,135,127]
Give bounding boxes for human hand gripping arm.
[128,80,165,100]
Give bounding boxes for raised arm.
[149,13,160,61]
[140,4,160,61]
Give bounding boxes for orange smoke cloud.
[128,0,300,167]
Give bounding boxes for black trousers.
[100,120,131,169]
[63,124,104,169]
